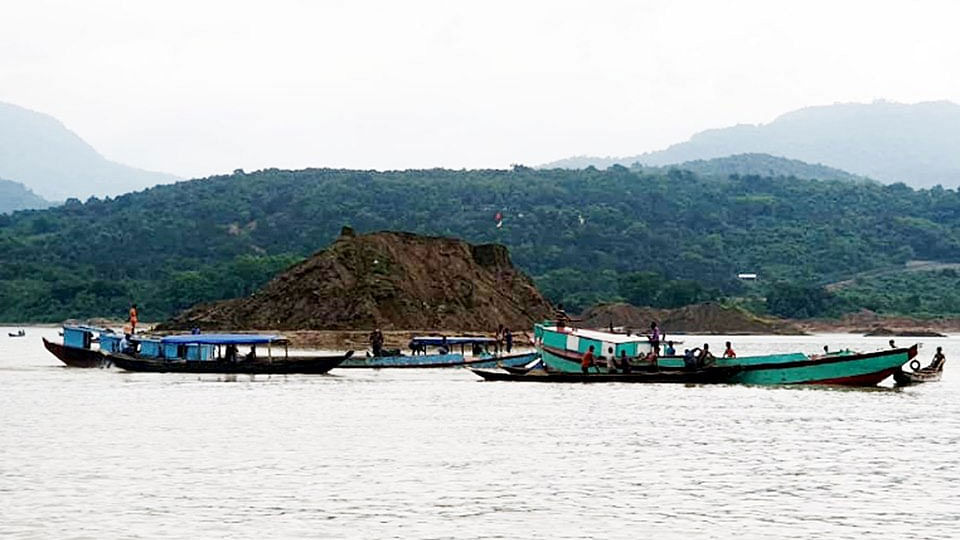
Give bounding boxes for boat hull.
[540,343,917,387]
[471,366,738,384]
[893,367,943,385]
[722,346,916,386]
[43,338,106,368]
[109,351,351,374]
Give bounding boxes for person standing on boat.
[723,341,736,358]
[581,345,596,374]
[554,304,570,332]
[369,328,384,357]
[495,323,504,355]
[128,304,139,334]
[648,321,661,354]
[504,328,513,353]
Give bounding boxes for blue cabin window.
[139,340,162,358]
[100,335,120,353]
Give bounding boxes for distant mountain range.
[542,100,960,188]
[0,101,179,202]
[0,178,51,214]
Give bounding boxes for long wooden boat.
[535,323,917,386]
[470,366,739,384]
[722,346,917,386]
[109,352,351,374]
[43,337,106,368]
[107,333,352,374]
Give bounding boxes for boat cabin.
[535,323,660,359]
[158,334,288,362]
[63,326,97,350]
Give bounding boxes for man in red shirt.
[581,345,596,374]
[723,341,736,358]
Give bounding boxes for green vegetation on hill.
[2,166,960,322]
[634,153,872,183]
[830,269,960,318]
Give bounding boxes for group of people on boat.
[578,326,740,374]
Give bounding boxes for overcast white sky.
[2,0,958,178]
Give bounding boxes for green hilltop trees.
[1,165,960,321]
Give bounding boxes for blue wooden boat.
[107,334,352,374]
[43,325,115,368]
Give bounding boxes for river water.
[1,326,958,539]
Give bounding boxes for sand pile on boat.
[579,302,805,335]
[162,228,553,331]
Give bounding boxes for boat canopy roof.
[411,336,496,346]
[64,324,108,334]
[160,334,287,345]
[538,324,657,345]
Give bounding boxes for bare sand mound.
[162,228,553,331]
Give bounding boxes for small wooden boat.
[339,351,536,369]
[893,359,944,385]
[43,336,107,368]
[470,366,739,384]
[341,335,535,368]
[107,333,352,374]
[8,330,26,337]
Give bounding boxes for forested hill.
[634,154,871,183]
[2,166,960,322]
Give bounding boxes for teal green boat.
[534,323,917,386]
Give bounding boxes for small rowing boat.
[341,335,535,368]
[893,357,945,385]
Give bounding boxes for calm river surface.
[2,327,959,539]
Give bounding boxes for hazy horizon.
[3,0,959,179]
